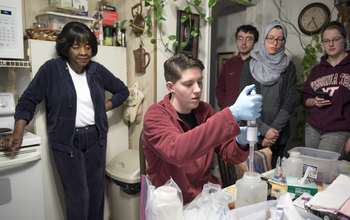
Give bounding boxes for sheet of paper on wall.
[308,174,350,211]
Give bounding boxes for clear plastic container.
[235,171,267,208]
[337,160,350,176]
[287,147,340,183]
[286,151,303,177]
[35,11,95,30]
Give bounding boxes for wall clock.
[298,3,331,35]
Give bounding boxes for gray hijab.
[250,20,290,86]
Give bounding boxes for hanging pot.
[130,3,145,37]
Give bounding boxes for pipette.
[281,167,286,183]
[281,157,287,183]
[274,156,280,179]
[247,88,258,173]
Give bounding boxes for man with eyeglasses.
[216,25,259,109]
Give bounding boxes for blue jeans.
[52,125,107,220]
[305,122,349,159]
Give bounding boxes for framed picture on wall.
[217,52,236,75]
[176,10,200,58]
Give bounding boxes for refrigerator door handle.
[0,151,41,168]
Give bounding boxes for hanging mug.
[133,44,150,74]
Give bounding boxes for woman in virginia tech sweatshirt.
[301,21,350,158]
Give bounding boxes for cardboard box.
[287,176,318,198]
[72,0,88,16]
[50,0,72,7]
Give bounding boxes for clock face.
[298,3,330,35]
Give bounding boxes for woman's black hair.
[56,21,98,59]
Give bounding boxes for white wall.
[156,0,212,102]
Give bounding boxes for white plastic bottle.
[286,151,303,177]
[151,186,183,220]
[235,171,267,208]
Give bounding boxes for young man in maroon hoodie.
[142,52,262,205]
[216,25,259,109]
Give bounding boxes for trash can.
[106,149,141,220]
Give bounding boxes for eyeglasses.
[265,36,284,44]
[322,36,343,44]
[237,36,254,42]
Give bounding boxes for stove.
[0,130,41,149]
[0,93,15,131]
[0,93,41,149]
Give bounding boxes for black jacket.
[15,57,129,151]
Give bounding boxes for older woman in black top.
[0,22,129,220]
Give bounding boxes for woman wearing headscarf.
[239,20,297,168]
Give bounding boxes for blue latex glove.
[229,84,262,122]
[236,126,260,145]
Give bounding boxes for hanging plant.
[121,0,252,54]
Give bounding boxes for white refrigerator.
[27,39,129,220]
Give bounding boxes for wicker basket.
[26,28,61,41]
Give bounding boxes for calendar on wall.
[0,0,23,59]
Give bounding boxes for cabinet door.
[92,46,128,162]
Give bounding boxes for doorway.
[209,1,247,112]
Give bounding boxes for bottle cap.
[243,171,261,182]
[290,151,300,158]
[251,88,257,95]
[155,186,179,202]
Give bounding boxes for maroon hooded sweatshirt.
[143,94,249,205]
[301,52,350,132]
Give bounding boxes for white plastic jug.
[235,171,267,208]
[151,186,183,220]
[286,151,303,177]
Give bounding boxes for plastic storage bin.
[287,147,340,183]
[36,11,95,30]
[106,149,141,220]
[229,200,322,220]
